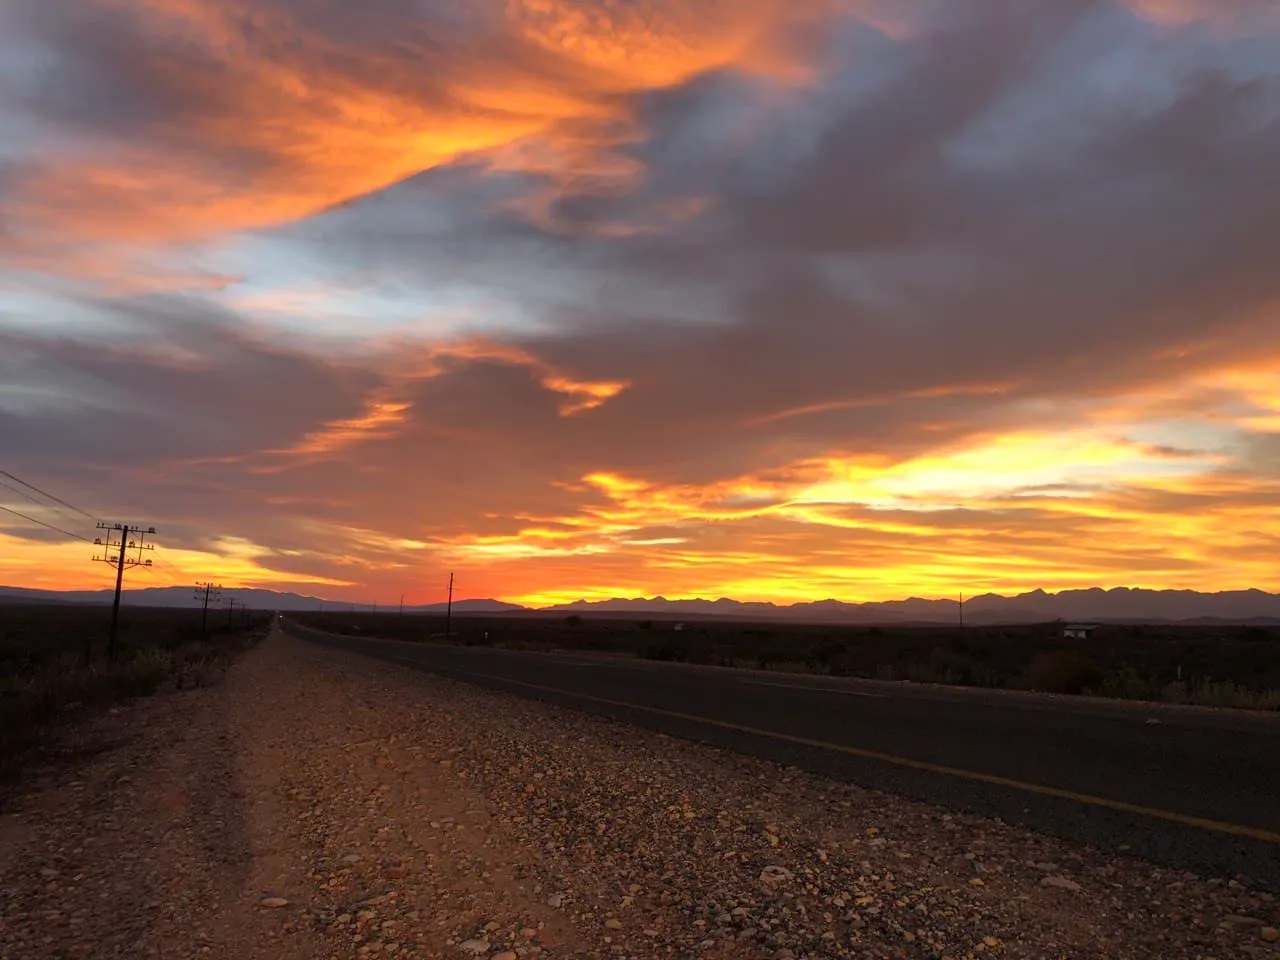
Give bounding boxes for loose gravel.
[2,630,1277,959]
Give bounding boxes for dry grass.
[0,604,269,783]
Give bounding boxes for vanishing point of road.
[286,620,1280,888]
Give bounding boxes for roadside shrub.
[120,647,171,697]
[1098,667,1161,702]
[642,640,678,661]
[1189,680,1280,710]
[1025,650,1103,695]
[640,634,718,665]
[875,664,899,681]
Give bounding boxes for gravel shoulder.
[2,629,1277,960]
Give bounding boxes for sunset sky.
[2,0,1279,605]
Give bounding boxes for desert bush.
[1189,680,1280,710]
[875,663,900,681]
[1025,649,1103,695]
[0,606,269,782]
[1098,667,1161,702]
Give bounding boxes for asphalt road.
[285,621,1280,887]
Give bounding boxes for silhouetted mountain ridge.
[2,585,1278,624]
[545,588,1280,624]
[0,585,521,614]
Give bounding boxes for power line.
[0,503,95,543]
[0,469,99,522]
[0,477,99,541]
[149,549,185,577]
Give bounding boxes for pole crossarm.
[89,521,157,660]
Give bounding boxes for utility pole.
[398,593,404,618]
[92,522,155,661]
[195,582,222,640]
[959,593,965,628]
[445,572,454,638]
[225,597,240,628]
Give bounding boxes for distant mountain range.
[544,589,1280,625]
[2,584,1279,625]
[0,585,522,615]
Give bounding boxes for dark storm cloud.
[0,299,373,468]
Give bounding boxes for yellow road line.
[737,677,888,698]
[468,670,1280,845]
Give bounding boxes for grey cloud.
[0,299,373,471]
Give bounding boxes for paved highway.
[285,621,1280,887]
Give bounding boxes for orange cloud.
[419,355,1280,604]
[7,0,812,267]
[420,339,629,416]
[0,531,350,592]
[275,399,413,457]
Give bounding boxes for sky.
[2,0,1279,606]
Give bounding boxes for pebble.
[457,938,490,954]
[1262,927,1279,942]
[759,865,794,884]
[1041,875,1082,893]
[260,897,289,908]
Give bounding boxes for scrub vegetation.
[289,611,1280,710]
[0,603,270,782]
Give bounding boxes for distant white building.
[1062,623,1098,640]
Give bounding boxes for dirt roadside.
[1,630,1276,960]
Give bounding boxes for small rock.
[546,894,563,908]
[492,953,518,960]
[457,939,490,955]
[1261,927,1279,943]
[1041,875,1081,893]
[605,918,623,930]
[759,866,794,884]
[1225,915,1262,927]
[260,897,289,908]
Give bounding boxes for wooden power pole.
[92,522,155,661]
[445,572,454,638]
[195,582,222,640]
